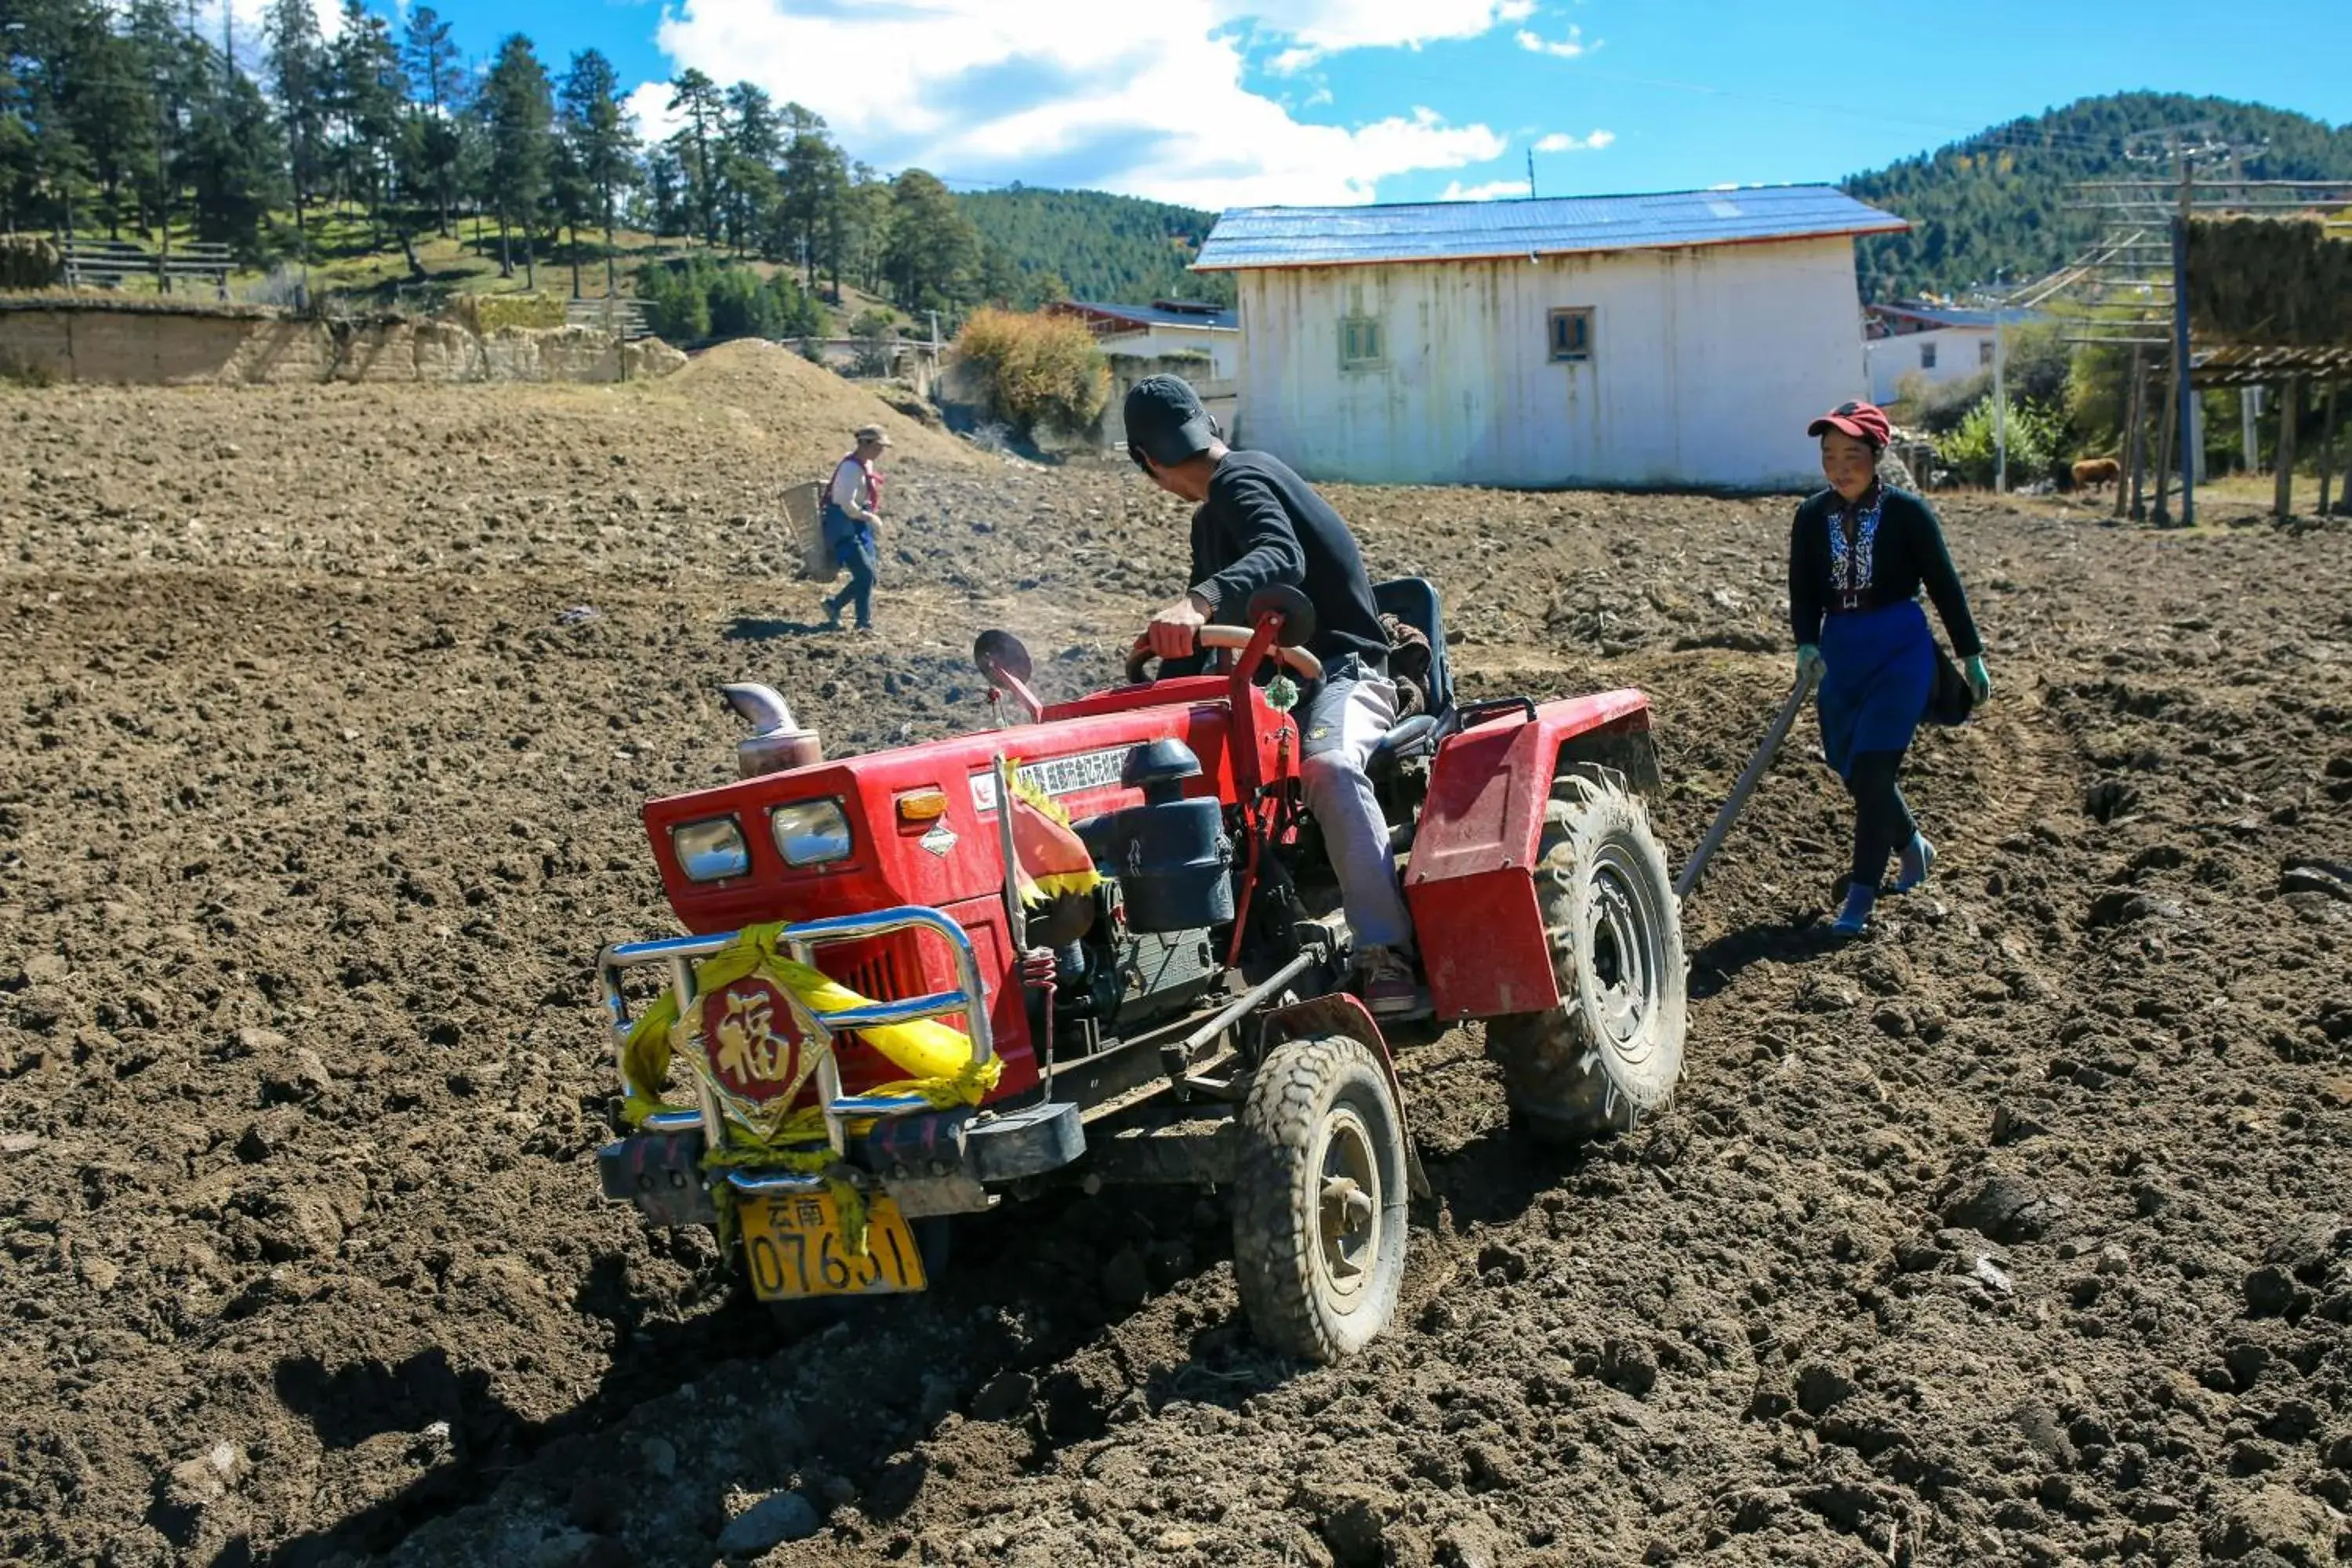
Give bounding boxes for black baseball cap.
[1123,375,1221,467]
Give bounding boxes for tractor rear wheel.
[1231,1033,1408,1362]
[1486,769,1686,1140]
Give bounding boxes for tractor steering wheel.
[1126,627,1325,685]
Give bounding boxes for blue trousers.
[824,518,877,629]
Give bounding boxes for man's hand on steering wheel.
[1147,591,1213,660]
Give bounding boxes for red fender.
[1261,993,1433,1200]
[1404,690,1655,1021]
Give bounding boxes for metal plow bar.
[598,906,995,1158]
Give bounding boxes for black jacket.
[1789,485,1983,657]
[1187,450,1388,667]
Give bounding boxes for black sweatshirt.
[1788,485,1984,658]
[1186,449,1388,667]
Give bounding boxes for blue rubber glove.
[1964,654,1991,703]
[1795,644,1825,688]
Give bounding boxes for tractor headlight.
[771,800,852,867]
[672,816,750,882]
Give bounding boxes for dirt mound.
[666,339,972,472]
[2,371,2349,1567]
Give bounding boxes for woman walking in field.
[1789,401,1992,937]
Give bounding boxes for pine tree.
[558,49,633,296]
[4,0,100,238]
[835,162,892,296]
[641,141,684,238]
[882,168,979,313]
[124,0,196,252]
[72,18,156,238]
[399,4,460,234]
[720,80,777,256]
[479,33,551,285]
[264,0,326,263]
[328,1,405,253]
[778,102,844,288]
[666,67,720,246]
[184,66,281,260]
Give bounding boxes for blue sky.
[275,0,2350,209]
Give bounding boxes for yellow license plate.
[739,1189,927,1301]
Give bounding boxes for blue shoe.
[1889,833,1935,895]
[1829,883,1876,938]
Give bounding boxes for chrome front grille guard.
[597,906,996,1185]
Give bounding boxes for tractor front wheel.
[1231,1033,1409,1362]
[1486,769,1686,1140]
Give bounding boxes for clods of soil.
[2,346,2347,1566]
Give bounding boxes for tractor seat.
[1367,577,1453,780]
[1366,713,1440,777]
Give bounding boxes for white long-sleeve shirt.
[828,456,880,523]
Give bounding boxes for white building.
[1049,299,1240,379]
[1048,299,1240,448]
[1193,185,1907,490]
[1863,302,2045,406]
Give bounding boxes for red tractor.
[596,583,1686,1360]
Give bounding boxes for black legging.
[1847,749,1918,891]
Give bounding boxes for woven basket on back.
[782,481,836,583]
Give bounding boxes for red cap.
[1808,400,1892,447]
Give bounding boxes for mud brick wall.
[0,306,687,387]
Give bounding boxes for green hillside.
[959,186,1234,309]
[1842,93,2352,303]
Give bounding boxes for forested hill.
[1842,93,2352,303]
[959,187,1234,308]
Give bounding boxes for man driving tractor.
[1122,374,1424,1018]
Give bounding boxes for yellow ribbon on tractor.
[617,920,1001,1253]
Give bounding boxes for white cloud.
[204,0,347,64]
[1440,178,1536,201]
[642,0,1512,206]
[1247,0,1548,53]
[1514,24,1588,56]
[1534,129,1614,152]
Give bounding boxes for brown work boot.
[1351,945,1428,1018]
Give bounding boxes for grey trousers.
[1300,656,1415,952]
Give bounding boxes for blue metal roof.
[1194,184,1907,271]
[1870,301,2045,329]
[1063,299,1239,331]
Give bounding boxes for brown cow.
[2071,456,2122,494]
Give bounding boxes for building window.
[1548,307,1594,362]
[1919,341,1937,370]
[1979,339,1996,366]
[1339,315,1385,370]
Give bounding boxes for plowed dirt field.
[4,344,2348,1568]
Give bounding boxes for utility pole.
[2171,149,2196,528]
[2118,343,2143,521]
[1526,147,1537,200]
[1991,275,2008,493]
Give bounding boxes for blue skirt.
[1817,599,1933,780]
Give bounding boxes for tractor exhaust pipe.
[719,682,823,778]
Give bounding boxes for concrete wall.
[1098,322,1240,380]
[1098,351,1238,449]
[1866,325,1994,405]
[1230,235,1871,490]
[0,307,687,387]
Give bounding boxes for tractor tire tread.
[1230,1033,1405,1363]
[1486,768,1686,1142]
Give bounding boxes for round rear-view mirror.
[1243,584,1318,649]
[973,629,1034,685]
